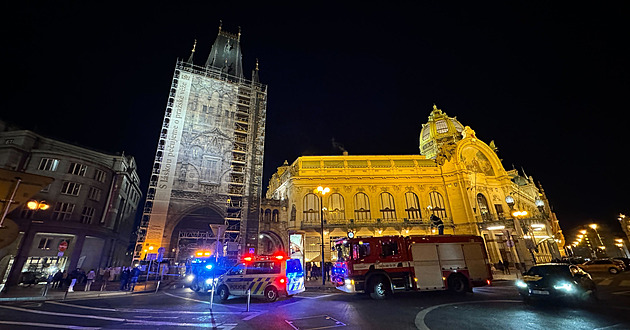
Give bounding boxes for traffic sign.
[58,240,68,252]
[157,247,165,262]
[146,253,157,261]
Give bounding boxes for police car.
[215,253,305,302]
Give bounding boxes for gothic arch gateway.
[135,26,268,261]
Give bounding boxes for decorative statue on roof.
[462,126,476,139]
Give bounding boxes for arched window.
[264,209,272,222]
[428,191,447,219]
[272,209,279,222]
[379,192,396,220]
[303,193,320,222]
[328,193,345,221]
[404,192,421,220]
[354,192,371,220]
[476,193,491,221]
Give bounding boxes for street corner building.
[135,24,267,262]
[263,105,566,271]
[0,121,142,290]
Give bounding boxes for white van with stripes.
[215,253,305,302]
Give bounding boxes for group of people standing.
[118,266,141,291]
[305,262,333,282]
[50,268,96,292]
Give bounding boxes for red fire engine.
[331,235,493,299]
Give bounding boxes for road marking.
[0,304,126,322]
[598,279,613,286]
[611,290,630,295]
[620,280,630,287]
[0,320,99,329]
[414,300,521,330]
[48,300,117,311]
[163,292,263,312]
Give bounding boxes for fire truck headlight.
[205,278,213,285]
[186,275,194,282]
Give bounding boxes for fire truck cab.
[215,253,305,302]
[332,235,492,299]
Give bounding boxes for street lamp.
[26,200,50,211]
[589,224,604,246]
[315,186,330,286]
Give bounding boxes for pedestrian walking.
[52,270,63,289]
[120,267,130,291]
[503,261,510,275]
[85,269,96,291]
[67,269,79,292]
[306,262,312,281]
[130,266,140,291]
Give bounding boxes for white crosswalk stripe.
[598,279,613,286]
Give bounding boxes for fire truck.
[332,235,493,299]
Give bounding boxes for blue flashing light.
[205,264,213,270]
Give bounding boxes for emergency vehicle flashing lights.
[243,256,253,262]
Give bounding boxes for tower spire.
[187,39,197,64]
[205,22,244,78]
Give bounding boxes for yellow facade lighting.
[589,224,598,230]
[579,230,587,235]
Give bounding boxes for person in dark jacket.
[120,267,130,291]
[52,270,63,289]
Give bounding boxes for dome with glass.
[419,104,465,159]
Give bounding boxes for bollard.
[246,289,251,312]
[42,283,49,296]
[210,287,215,307]
[155,280,161,294]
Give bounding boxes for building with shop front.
[0,123,141,289]
[264,105,565,271]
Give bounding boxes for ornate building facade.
[135,24,267,261]
[265,105,565,271]
[0,123,141,289]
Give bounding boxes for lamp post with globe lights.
[315,186,330,286]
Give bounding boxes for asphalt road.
[1,272,630,329]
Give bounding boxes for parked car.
[516,263,597,304]
[579,259,624,274]
[613,257,630,269]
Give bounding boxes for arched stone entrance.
[258,231,285,255]
[167,206,226,261]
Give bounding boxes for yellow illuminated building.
[264,105,565,271]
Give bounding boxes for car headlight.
[553,282,574,292]
[186,275,194,282]
[516,280,528,288]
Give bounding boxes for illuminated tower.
[135,23,267,261]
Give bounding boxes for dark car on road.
[516,263,597,304]
[613,257,630,269]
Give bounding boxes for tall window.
[264,209,272,222]
[354,192,371,220]
[477,193,491,221]
[60,182,81,196]
[94,169,106,182]
[328,193,345,221]
[38,158,59,171]
[428,191,447,219]
[404,192,422,220]
[303,193,320,222]
[52,202,75,221]
[68,163,87,176]
[379,192,396,220]
[81,207,95,224]
[272,209,279,222]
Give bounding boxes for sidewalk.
[0,279,174,302]
[304,278,337,293]
[491,269,520,281]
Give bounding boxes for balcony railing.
[299,217,451,229]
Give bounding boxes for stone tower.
[135,24,267,261]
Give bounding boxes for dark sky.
[3,2,629,237]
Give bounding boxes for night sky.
[3,2,629,237]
